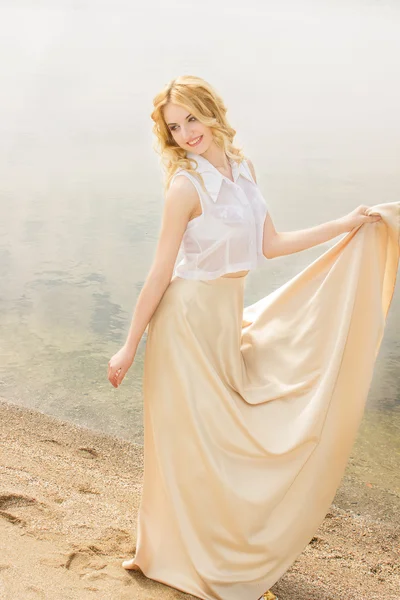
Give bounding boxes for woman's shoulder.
[169,167,206,198]
[242,156,257,183]
[163,173,201,223]
[166,171,204,214]
[169,167,199,188]
[168,170,198,194]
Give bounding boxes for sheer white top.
[170,151,269,280]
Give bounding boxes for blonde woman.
[107,75,397,600]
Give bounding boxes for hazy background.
[0,0,399,491]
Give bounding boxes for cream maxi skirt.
[132,202,399,600]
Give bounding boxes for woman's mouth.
[187,135,203,147]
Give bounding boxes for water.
[0,1,399,494]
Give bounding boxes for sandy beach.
[0,397,399,600]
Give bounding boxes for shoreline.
[0,397,399,600]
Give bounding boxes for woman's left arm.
[262,214,346,259]
[246,158,382,259]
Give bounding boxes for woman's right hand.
[108,345,135,388]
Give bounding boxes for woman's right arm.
[107,175,198,388]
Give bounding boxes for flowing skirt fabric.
[133,202,400,600]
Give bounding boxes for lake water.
[0,1,399,495]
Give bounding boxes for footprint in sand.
[40,438,62,446]
[65,549,125,582]
[40,439,100,460]
[76,447,99,459]
[26,585,46,599]
[0,493,46,527]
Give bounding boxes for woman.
[107,75,396,600]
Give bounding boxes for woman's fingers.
[107,363,123,387]
[114,367,123,387]
[364,207,382,219]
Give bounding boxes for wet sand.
[0,397,399,600]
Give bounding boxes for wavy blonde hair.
[150,75,246,194]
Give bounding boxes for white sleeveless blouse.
[170,151,268,280]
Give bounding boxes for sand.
[0,397,399,600]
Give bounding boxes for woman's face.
[163,102,213,154]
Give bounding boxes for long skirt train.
[132,202,399,600]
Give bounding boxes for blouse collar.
[186,151,254,203]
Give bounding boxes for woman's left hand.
[339,205,382,233]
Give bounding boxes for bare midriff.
[172,270,250,282]
[221,270,250,278]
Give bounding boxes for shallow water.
[0,1,399,496]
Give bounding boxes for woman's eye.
[169,117,196,132]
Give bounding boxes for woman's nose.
[181,126,190,140]
[182,125,195,141]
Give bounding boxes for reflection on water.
[0,1,399,498]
